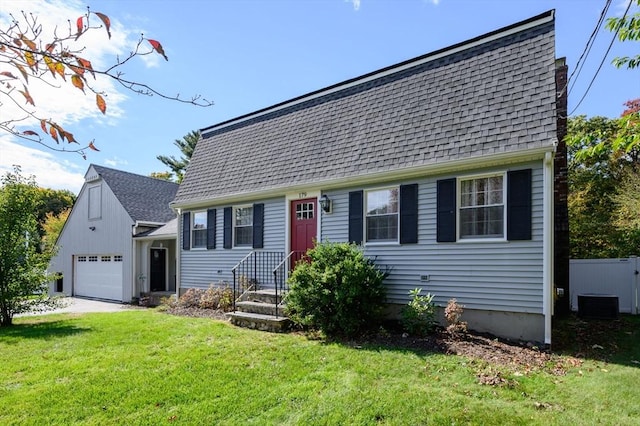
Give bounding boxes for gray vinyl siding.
[321,161,545,314]
[49,178,134,302]
[180,197,285,288]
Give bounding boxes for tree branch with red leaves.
[0,7,213,158]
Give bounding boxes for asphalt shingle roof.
[91,165,178,223]
[175,11,557,206]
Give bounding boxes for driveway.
[17,297,133,317]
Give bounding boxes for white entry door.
[74,255,123,301]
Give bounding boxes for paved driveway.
[17,297,131,317]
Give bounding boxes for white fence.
[569,257,639,314]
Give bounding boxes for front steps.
[227,289,290,332]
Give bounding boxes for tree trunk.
[0,305,13,327]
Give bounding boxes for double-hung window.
[234,206,253,247]
[459,174,504,239]
[366,187,399,242]
[192,211,207,248]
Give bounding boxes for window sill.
[456,237,507,243]
[365,241,400,247]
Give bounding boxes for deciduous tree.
[607,0,640,69]
[41,207,70,254]
[0,167,61,326]
[566,101,640,258]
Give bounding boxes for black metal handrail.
[272,250,305,317]
[231,251,284,311]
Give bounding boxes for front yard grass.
[1,310,638,425]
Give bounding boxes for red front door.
[290,198,317,257]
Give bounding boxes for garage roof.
[90,165,178,223]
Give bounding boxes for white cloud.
[0,0,157,193]
[0,0,135,135]
[346,0,361,11]
[104,157,129,168]
[615,0,634,14]
[0,136,85,194]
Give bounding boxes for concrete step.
[239,289,285,305]
[236,300,286,316]
[227,311,291,332]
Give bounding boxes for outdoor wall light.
[89,226,96,231]
[319,194,332,213]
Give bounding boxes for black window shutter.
[399,184,419,244]
[182,212,191,250]
[436,178,456,242]
[507,169,532,241]
[253,203,264,249]
[223,207,232,249]
[206,208,216,249]
[348,191,364,244]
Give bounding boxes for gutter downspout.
[131,223,137,301]
[175,208,182,298]
[543,151,554,345]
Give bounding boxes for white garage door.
[74,255,123,301]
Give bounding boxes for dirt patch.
[356,328,579,375]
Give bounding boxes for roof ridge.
[92,164,179,188]
[200,10,555,136]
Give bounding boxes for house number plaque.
[298,192,307,198]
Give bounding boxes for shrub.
[401,288,436,336]
[444,298,468,335]
[177,288,202,308]
[284,241,388,338]
[162,284,234,311]
[199,285,234,311]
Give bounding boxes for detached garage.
[50,165,179,302]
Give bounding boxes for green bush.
[401,288,436,336]
[284,242,388,338]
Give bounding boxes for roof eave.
[171,144,555,210]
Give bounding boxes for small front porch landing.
[139,291,175,307]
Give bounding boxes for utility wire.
[569,0,634,116]
[567,0,612,97]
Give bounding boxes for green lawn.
[1,311,638,425]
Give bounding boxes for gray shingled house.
[171,10,568,343]
[49,165,179,302]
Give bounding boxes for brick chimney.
[554,57,570,316]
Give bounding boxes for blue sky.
[1,0,638,194]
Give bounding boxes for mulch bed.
[162,307,638,378]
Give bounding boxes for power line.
[567,0,613,97]
[569,0,634,116]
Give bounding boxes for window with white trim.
[234,206,253,247]
[192,211,207,248]
[459,174,505,239]
[366,187,399,242]
[114,255,123,262]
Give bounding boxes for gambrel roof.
[89,165,178,223]
[174,10,557,207]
